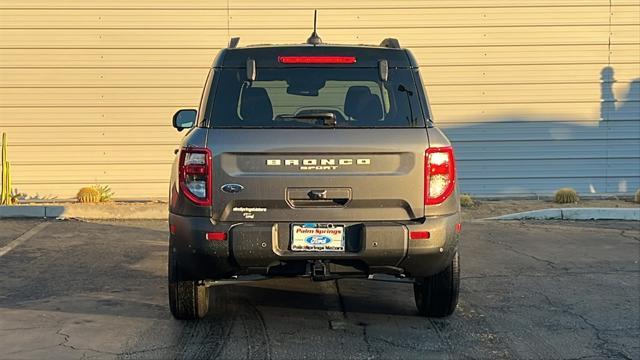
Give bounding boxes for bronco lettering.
[266,158,371,167]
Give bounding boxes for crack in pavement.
[331,280,381,359]
[335,279,347,319]
[573,311,633,360]
[532,291,633,360]
[620,230,640,242]
[56,328,76,350]
[356,321,379,360]
[484,224,563,269]
[323,280,348,330]
[56,328,118,357]
[485,236,558,269]
[117,345,179,358]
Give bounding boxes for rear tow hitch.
[308,260,333,281]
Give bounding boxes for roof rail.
[228,37,240,48]
[379,38,401,49]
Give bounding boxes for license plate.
[291,223,345,252]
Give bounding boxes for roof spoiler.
[227,36,401,49]
[379,38,401,49]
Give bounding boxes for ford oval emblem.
[305,235,332,245]
[221,183,244,194]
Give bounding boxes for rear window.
[206,68,425,128]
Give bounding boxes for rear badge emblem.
[221,183,244,194]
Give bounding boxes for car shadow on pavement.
[215,279,417,316]
[1,219,419,328]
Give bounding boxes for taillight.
[425,146,456,205]
[206,232,227,241]
[410,231,431,240]
[179,147,212,206]
[278,56,357,64]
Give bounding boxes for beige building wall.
[1,0,639,199]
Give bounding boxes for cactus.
[77,187,101,203]
[635,189,640,204]
[1,132,11,205]
[554,188,579,204]
[92,184,115,202]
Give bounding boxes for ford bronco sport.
[168,35,462,320]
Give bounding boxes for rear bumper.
[169,212,461,280]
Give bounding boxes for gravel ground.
[462,198,638,220]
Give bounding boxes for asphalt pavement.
[0,218,638,359]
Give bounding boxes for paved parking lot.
[0,218,638,359]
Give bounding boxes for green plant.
[77,187,101,203]
[26,193,58,201]
[460,194,475,208]
[635,189,640,204]
[554,188,579,204]
[8,188,25,205]
[1,132,13,205]
[92,184,114,202]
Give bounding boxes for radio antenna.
[306,10,322,45]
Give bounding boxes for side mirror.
[172,109,197,131]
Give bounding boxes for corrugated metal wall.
[1,0,638,199]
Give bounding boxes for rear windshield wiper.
[278,112,337,127]
[397,84,416,125]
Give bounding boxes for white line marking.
[0,221,50,257]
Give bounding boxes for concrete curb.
[0,206,47,218]
[487,207,640,221]
[0,203,167,220]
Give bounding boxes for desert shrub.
[77,187,101,203]
[554,188,579,204]
[460,194,475,208]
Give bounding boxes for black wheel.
[413,251,460,317]
[168,245,209,320]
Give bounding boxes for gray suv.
[168,37,462,320]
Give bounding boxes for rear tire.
[168,245,209,320]
[413,251,460,317]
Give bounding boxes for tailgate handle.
[287,187,351,208]
[308,189,328,200]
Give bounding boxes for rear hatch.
[208,128,427,222]
[205,48,428,222]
